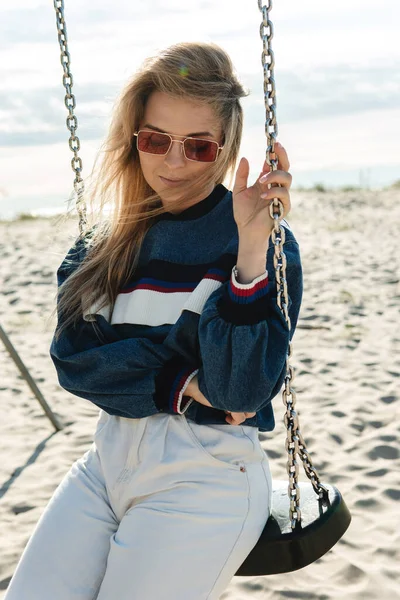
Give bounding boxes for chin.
[158,185,186,200]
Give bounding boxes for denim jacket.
[50,185,303,432]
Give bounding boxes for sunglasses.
[133,130,224,163]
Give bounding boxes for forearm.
[236,236,270,284]
[195,239,303,414]
[184,374,213,408]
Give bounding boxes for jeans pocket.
[180,416,262,473]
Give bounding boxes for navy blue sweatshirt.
[50,184,303,432]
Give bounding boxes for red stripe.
[120,272,226,295]
[230,276,269,298]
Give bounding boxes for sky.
[0,0,399,218]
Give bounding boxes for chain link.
[53,0,87,235]
[258,1,328,530]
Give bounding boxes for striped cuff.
[154,358,199,415]
[228,265,269,304]
[172,368,198,414]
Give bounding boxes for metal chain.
[52,0,328,528]
[53,0,87,236]
[258,0,328,530]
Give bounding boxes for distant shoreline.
[1,181,399,223]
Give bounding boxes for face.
[138,91,223,213]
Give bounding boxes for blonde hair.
[53,41,248,339]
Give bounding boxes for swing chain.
[258,1,328,530]
[53,0,87,235]
[52,0,328,529]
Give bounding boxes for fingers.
[258,158,270,178]
[233,157,250,196]
[259,175,291,221]
[259,170,292,189]
[257,147,292,201]
[260,185,290,206]
[258,142,290,178]
[274,142,290,172]
[225,414,239,425]
[225,411,256,425]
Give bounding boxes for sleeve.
[195,241,303,414]
[49,237,197,418]
[154,357,199,414]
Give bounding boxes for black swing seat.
[235,480,352,576]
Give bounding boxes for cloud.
[0,83,120,147]
[0,6,54,50]
[244,63,400,124]
[1,62,398,148]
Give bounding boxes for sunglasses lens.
[184,139,218,162]
[137,131,171,155]
[136,131,219,162]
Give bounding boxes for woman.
[5,41,301,599]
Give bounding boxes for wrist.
[236,247,267,285]
[237,232,270,256]
[184,380,194,397]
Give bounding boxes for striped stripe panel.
[169,368,199,414]
[228,266,269,304]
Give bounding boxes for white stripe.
[180,276,223,316]
[83,276,224,327]
[232,265,268,289]
[82,294,111,322]
[111,289,190,327]
[176,369,199,414]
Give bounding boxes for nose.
[163,139,187,168]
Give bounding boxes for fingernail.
[259,173,270,183]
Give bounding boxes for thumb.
[233,157,250,196]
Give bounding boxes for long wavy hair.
[53,41,248,339]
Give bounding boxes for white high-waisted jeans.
[5,410,272,600]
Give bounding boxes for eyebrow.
[143,123,214,138]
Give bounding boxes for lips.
[160,176,184,183]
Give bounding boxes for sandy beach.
[0,187,399,599]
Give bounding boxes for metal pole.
[0,324,63,432]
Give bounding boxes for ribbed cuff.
[229,265,269,303]
[216,265,277,325]
[154,357,199,414]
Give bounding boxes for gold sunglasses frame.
[133,130,224,163]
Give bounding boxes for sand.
[0,188,399,599]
